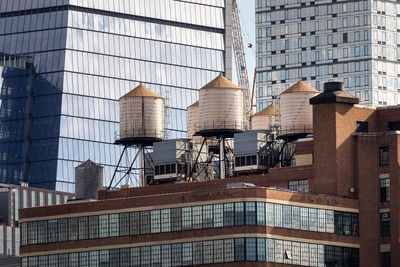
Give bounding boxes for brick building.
[19,83,400,266]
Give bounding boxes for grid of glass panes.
[0,0,227,192]
[379,178,390,202]
[21,237,359,267]
[380,212,390,236]
[288,179,309,193]
[255,0,400,110]
[21,201,359,245]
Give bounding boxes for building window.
[257,202,265,225]
[234,203,244,226]
[245,238,257,261]
[170,208,182,232]
[119,213,130,236]
[380,179,390,202]
[78,217,89,240]
[151,210,161,233]
[203,205,213,228]
[379,147,389,166]
[234,238,245,262]
[356,121,368,132]
[140,211,150,234]
[192,206,202,229]
[68,218,78,241]
[130,212,140,235]
[223,203,234,226]
[109,214,119,237]
[88,216,99,239]
[288,180,309,193]
[213,240,224,263]
[48,220,58,243]
[37,221,48,244]
[381,213,390,236]
[161,209,171,232]
[381,252,391,267]
[99,215,109,238]
[181,207,192,230]
[387,121,400,131]
[245,202,256,225]
[161,245,171,266]
[213,204,223,227]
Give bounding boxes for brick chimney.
[310,82,359,197]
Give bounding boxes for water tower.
[196,74,244,179]
[109,83,165,188]
[279,81,319,140]
[251,103,279,131]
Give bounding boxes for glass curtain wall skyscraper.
[0,0,231,192]
[255,0,400,111]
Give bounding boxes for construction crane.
[232,0,252,128]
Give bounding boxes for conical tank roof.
[200,74,241,90]
[188,101,199,108]
[76,159,103,169]
[281,81,319,94]
[120,83,162,99]
[253,103,278,117]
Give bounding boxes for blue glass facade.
[0,0,229,192]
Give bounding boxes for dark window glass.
[171,164,176,173]
[37,221,48,244]
[251,155,257,165]
[380,178,390,202]
[235,157,240,166]
[379,146,389,166]
[68,218,78,241]
[140,211,150,234]
[119,213,130,236]
[234,202,244,226]
[223,203,234,226]
[192,242,203,265]
[245,202,256,225]
[202,205,213,228]
[88,216,99,239]
[171,243,182,266]
[240,156,245,166]
[109,249,119,266]
[171,208,182,231]
[246,156,252,166]
[130,212,140,235]
[234,238,245,261]
[160,165,165,175]
[245,238,257,261]
[78,217,89,240]
[388,121,400,131]
[48,219,58,243]
[343,32,348,43]
[334,211,343,235]
[381,213,390,236]
[381,252,391,267]
[356,121,368,132]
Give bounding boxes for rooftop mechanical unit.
[234,131,295,174]
[152,139,210,182]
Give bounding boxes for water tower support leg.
[220,136,225,179]
[139,145,145,186]
[108,146,127,189]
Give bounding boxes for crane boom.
[232,0,251,129]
